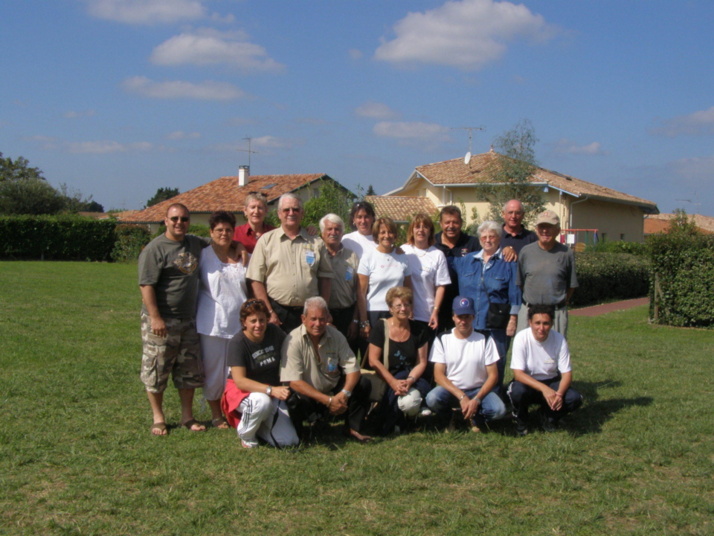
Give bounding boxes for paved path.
[570,297,649,317]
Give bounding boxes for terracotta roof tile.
[365,195,437,222]
[645,213,714,234]
[119,173,328,223]
[413,151,658,211]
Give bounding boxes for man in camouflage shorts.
[139,203,207,435]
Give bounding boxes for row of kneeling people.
[220,293,583,447]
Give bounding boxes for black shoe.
[541,416,559,433]
[515,418,529,437]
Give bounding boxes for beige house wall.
[395,177,646,243]
[566,198,645,242]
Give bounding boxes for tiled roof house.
[119,167,349,233]
[644,213,714,235]
[384,150,659,243]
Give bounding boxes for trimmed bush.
[572,251,650,307]
[648,233,714,328]
[111,224,151,262]
[587,240,649,256]
[0,215,116,261]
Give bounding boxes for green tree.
[146,187,180,208]
[666,208,700,237]
[59,183,104,213]
[0,178,66,215]
[0,152,45,182]
[301,180,356,229]
[477,119,545,225]
[366,184,376,196]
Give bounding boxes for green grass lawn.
[1,261,712,535]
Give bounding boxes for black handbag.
[486,302,511,329]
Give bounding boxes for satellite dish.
[464,151,472,164]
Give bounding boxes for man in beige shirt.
[247,193,333,333]
[320,213,360,351]
[281,297,372,442]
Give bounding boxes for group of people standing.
[138,193,582,445]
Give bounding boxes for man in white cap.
[516,209,578,338]
[425,296,507,432]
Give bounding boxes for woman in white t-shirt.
[400,213,451,338]
[357,217,412,340]
[341,200,377,259]
[196,211,248,428]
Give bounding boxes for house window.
[620,233,625,240]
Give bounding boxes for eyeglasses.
[169,216,189,223]
[243,299,263,308]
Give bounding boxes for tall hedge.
[572,252,650,307]
[649,233,714,328]
[0,215,116,261]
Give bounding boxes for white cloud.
[122,76,246,100]
[84,0,206,25]
[64,110,96,119]
[67,140,154,154]
[553,139,605,155]
[252,136,294,149]
[670,155,714,179]
[167,131,201,140]
[355,102,399,120]
[375,0,558,71]
[652,106,714,137]
[348,49,364,60]
[207,136,296,153]
[374,121,451,148]
[151,29,284,72]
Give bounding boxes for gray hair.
[303,296,328,315]
[244,192,267,208]
[478,220,501,237]
[319,213,344,233]
[278,193,302,211]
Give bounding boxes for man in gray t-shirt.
[138,203,208,435]
[516,210,578,338]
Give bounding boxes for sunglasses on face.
[169,216,189,223]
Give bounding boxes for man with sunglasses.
[138,203,208,435]
[247,193,334,334]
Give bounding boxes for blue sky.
[2,0,713,217]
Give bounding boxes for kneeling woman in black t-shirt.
[368,287,431,434]
[223,299,299,448]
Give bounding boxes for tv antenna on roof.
[452,126,484,164]
[238,137,258,168]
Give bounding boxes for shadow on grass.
[569,379,653,436]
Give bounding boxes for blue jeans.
[426,386,507,423]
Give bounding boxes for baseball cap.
[452,296,476,316]
[535,210,560,226]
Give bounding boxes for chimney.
[238,165,250,187]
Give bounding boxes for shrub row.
[0,215,117,261]
[648,233,714,328]
[572,251,650,307]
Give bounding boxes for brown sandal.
[212,417,230,429]
[181,419,206,432]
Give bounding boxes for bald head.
[502,199,525,234]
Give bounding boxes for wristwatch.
[266,386,273,396]
[341,389,352,398]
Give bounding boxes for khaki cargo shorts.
[140,314,204,393]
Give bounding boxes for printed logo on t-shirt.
[173,251,198,274]
[252,345,277,368]
[305,249,315,266]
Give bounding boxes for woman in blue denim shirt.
[452,221,521,391]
